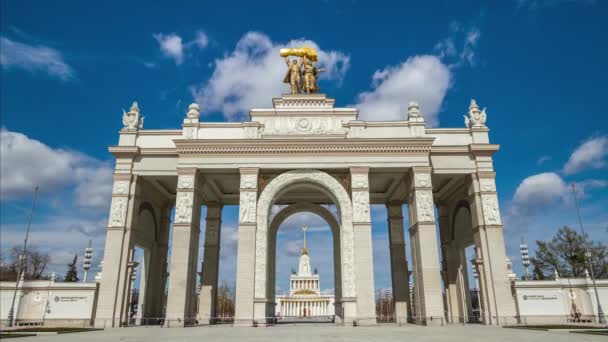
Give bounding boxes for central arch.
[253,170,357,324]
[267,202,342,319]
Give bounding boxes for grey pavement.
[8,324,607,342]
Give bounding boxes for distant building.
[275,226,334,317]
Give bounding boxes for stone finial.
[122,101,144,130]
[554,268,560,280]
[51,272,56,282]
[407,101,423,120]
[464,98,487,128]
[584,268,591,279]
[186,103,201,120]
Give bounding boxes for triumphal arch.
[95,48,517,328]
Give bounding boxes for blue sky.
[1,0,607,293]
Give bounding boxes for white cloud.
[193,31,209,49]
[153,30,210,65]
[192,31,350,121]
[0,36,75,81]
[154,33,184,64]
[512,172,568,211]
[562,136,608,175]
[0,128,113,210]
[354,55,451,125]
[434,24,481,68]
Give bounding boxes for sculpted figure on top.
[122,101,144,130]
[464,99,487,128]
[281,47,325,94]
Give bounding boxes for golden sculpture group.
[281,47,325,94]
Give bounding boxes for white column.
[468,172,517,325]
[407,166,444,325]
[387,202,412,324]
[198,203,222,324]
[234,168,259,326]
[350,167,377,325]
[166,169,203,327]
[96,173,139,328]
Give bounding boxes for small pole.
[7,186,39,327]
[571,183,605,324]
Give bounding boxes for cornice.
[173,138,435,155]
[469,144,500,156]
[108,146,140,158]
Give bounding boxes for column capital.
[239,167,260,175]
[349,166,369,174]
[177,167,199,176]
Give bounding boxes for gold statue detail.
[280,47,325,94]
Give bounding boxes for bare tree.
[4,246,52,281]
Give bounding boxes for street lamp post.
[7,186,38,327]
[571,184,605,324]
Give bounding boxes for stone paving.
[9,324,608,342]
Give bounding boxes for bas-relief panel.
[239,191,257,223]
[112,180,130,195]
[479,178,496,192]
[352,191,370,223]
[481,195,501,225]
[414,190,434,223]
[109,197,128,228]
[178,175,195,189]
[414,173,431,188]
[261,117,346,135]
[175,192,194,224]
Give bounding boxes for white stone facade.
[95,93,517,327]
[275,245,335,318]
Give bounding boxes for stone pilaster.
[407,166,444,325]
[198,203,223,324]
[234,168,259,326]
[468,172,517,325]
[95,172,140,328]
[387,202,412,324]
[165,169,203,327]
[350,167,376,325]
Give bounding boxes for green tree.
[530,226,608,279]
[64,254,79,282]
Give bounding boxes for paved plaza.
[10,325,608,342]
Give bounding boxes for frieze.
[176,144,432,155]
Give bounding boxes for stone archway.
[267,202,343,318]
[253,170,357,324]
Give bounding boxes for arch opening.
[254,170,356,324]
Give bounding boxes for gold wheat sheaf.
[279,47,319,62]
